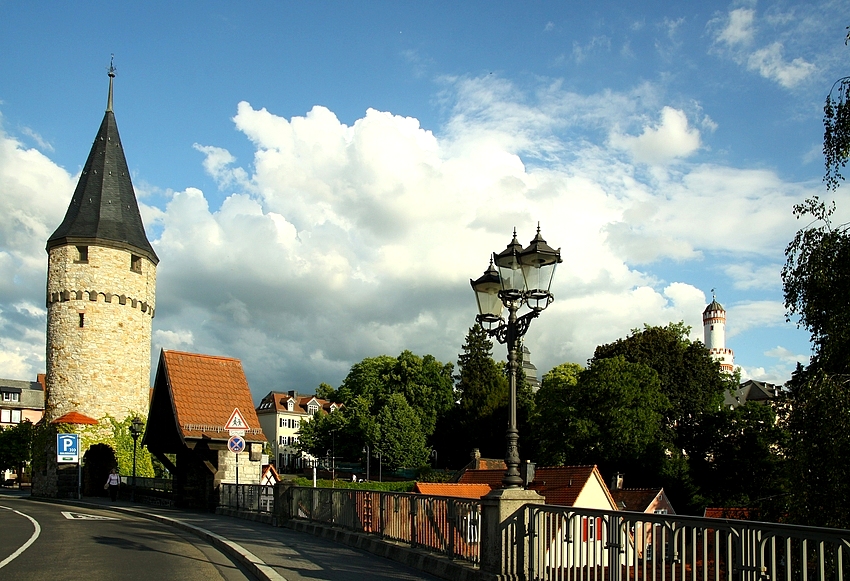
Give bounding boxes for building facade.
[256,391,341,471]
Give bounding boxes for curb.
[22,496,286,581]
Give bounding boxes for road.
[0,496,255,581]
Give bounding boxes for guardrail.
[288,486,481,565]
[120,476,173,492]
[219,483,275,514]
[216,483,850,580]
[525,504,850,581]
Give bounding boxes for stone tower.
[44,66,158,423]
[703,294,734,373]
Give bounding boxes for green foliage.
[291,477,416,492]
[824,74,850,191]
[532,362,583,465]
[782,198,850,373]
[592,322,728,453]
[535,357,668,470]
[688,402,785,511]
[315,382,338,401]
[441,324,509,462]
[377,393,430,471]
[0,420,35,476]
[780,368,850,527]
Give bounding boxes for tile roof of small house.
[51,411,98,425]
[703,507,759,521]
[414,483,492,499]
[158,350,265,443]
[458,464,617,509]
[610,488,664,512]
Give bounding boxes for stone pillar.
[480,488,545,580]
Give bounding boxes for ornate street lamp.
[470,225,561,489]
[129,416,144,502]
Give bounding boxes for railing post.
[410,496,419,548]
[447,500,456,560]
[480,488,545,578]
[607,514,622,581]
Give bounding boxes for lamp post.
[362,444,370,481]
[376,449,382,482]
[470,225,561,489]
[129,416,144,502]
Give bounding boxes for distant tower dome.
[44,64,157,422]
[703,292,734,373]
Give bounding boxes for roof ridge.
[164,349,240,362]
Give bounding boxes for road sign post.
[225,409,248,512]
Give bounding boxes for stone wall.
[45,244,156,422]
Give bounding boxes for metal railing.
[219,483,275,514]
[525,504,850,581]
[288,486,481,565]
[120,476,172,492]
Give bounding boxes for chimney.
[470,448,481,469]
[611,472,624,490]
[288,390,297,398]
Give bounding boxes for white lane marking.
[61,511,120,521]
[0,505,42,570]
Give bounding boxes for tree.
[592,323,729,454]
[439,324,509,463]
[824,27,850,191]
[688,403,785,511]
[591,323,732,512]
[0,420,34,482]
[777,30,850,527]
[780,368,850,527]
[534,357,668,473]
[531,362,583,465]
[782,198,850,373]
[376,393,430,471]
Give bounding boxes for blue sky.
[1,1,847,400]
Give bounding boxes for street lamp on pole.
[129,416,144,502]
[470,225,561,489]
[362,445,370,481]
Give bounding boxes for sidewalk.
[9,491,443,581]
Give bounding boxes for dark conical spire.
[47,62,158,264]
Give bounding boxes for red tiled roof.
[457,469,506,488]
[51,411,98,425]
[528,466,599,507]
[414,483,492,499]
[611,488,662,512]
[458,465,615,509]
[704,507,759,521]
[255,391,340,415]
[163,350,265,443]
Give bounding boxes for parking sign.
[57,433,79,463]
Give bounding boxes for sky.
[0,1,847,402]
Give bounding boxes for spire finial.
[711,288,716,300]
[106,54,116,112]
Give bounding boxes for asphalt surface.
[0,489,442,581]
[0,493,254,580]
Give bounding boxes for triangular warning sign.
[224,407,250,431]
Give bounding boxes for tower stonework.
[44,69,158,423]
[703,296,734,373]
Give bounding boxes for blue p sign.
[57,433,79,463]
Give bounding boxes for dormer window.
[75,246,88,263]
[308,403,318,415]
[287,400,294,411]
[131,254,142,273]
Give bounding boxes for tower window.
[79,313,85,328]
[130,254,142,273]
[75,246,88,263]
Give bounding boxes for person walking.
[105,468,120,501]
